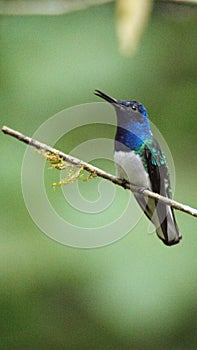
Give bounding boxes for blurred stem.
[160,0,197,4]
[116,0,154,56]
[2,125,197,218]
[0,0,113,15]
[0,0,196,15]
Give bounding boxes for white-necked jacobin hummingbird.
[95,90,182,246]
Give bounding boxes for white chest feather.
[114,151,151,188]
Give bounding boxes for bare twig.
[2,125,197,217]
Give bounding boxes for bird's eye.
[131,104,137,111]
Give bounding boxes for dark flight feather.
[138,137,181,245]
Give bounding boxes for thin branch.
[0,0,196,15]
[2,125,197,218]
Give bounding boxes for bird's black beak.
[94,90,118,105]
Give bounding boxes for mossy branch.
[2,125,197,218]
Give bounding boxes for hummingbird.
[95,90,182,246]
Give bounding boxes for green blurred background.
[1,2,197,349]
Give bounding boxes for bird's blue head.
[95,90,151,151]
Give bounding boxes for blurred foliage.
[1,2,197,349]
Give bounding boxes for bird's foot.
[137,186,148,194]
[120,179,129,189]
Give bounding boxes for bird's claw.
[137,186,148,194]
[120,179,129,189]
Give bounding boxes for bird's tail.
[135,194,182,246]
